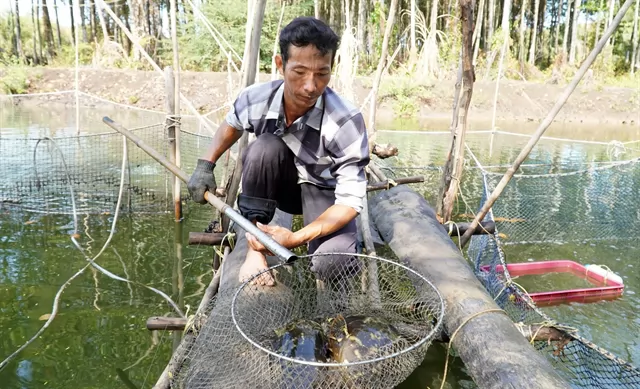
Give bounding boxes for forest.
[0,0,638,89]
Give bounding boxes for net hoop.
[230,252,445,368]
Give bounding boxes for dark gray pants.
[238,133,359,281]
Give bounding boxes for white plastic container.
[585,264,624,286]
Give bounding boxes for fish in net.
[175,252,445,389]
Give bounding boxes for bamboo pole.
[165,67,182,221]
[459,0,635,248]
[169,0,182,221]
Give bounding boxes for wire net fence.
[0,92,232,215]
[174,253,444,389]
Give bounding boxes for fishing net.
[465,159,640,388]
[176,252,445,389]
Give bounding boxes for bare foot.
[238,248,275,286]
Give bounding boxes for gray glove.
[188,159,216,204]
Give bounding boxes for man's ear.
[275,54,284,76]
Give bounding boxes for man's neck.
[282,93,312,127]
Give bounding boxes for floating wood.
[147,316,190,331]
[366,176,424,191]
[188,232,234,246]
[368,185,572,389]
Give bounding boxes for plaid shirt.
[225,80,370,213]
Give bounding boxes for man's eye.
[294,70,305,75]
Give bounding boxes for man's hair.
[279,17,340,68]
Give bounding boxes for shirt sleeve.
[224,86,254,132]
[327,112,370,214]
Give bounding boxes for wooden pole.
[459,0,635,248]
[369,186,572,389]
[165,67,182,221]
[169,0,182,221]
[222,0,268,233]
[438,0,475,223]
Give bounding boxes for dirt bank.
[9,67,640,128]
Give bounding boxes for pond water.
[0,98,639,389]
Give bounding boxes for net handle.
[101,116,298,263]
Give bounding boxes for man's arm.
[201,120,244,164]
[291,113,370,247]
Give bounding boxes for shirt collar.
[265,81,324,131]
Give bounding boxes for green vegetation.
[0,0,638,96]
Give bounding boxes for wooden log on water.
[188,232,234,246]
[368,185,572,389]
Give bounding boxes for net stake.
[102,116,297,264]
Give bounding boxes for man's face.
[276,44,333,111]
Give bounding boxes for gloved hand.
[187,159,217,204]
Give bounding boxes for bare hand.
[245,222,300,255]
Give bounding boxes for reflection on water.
[0,99,639,388]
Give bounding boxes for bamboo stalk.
[169,0,182,221]
[459,0,635,248]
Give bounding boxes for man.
[187,16,370,287]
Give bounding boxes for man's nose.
[303,76,317,94]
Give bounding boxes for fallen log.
[368,185,571,389]
[366,175,424,191]
[188,232,234,246]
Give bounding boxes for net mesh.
[175,253,444,389]
[465,160,640,388]
[1,92,233,215]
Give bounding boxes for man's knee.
[242,133,289,165]
[309,221,360,281]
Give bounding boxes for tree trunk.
[97,0,110,42]
[131,0,148,61]
[13,0,24,62]
[519,0,528,68]
[631,0,639,73]
[79,0,88,42]
[90,0,97,41]
[595,0,604,45]
[528,0,540,64]
[315,0,320,17]
[36,0,44,61]
[569,0,582,63]
[367,0,399,142]
[69,0,76,47]
[606,0,616,48]
[53,0,62,47]
[41,0,55,58]
[562,0,571,60]
[472,0,485,64]
[488,0,495,47]
[357,0,367,66]
[554,0,563,55]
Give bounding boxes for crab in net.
[226,252,446,389]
